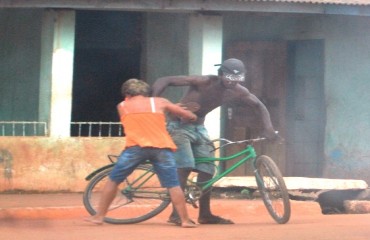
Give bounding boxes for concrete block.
[214,176,368,190]
[344,200,370,214]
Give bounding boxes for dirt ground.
[1,192,370,240]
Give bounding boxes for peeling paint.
[0,137,123,192]
[0,149,13,179]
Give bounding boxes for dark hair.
[121,79,151,97]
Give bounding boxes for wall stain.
[0,149,13,190]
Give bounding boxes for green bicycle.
[83,136,291,224]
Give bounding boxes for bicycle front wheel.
[255,155,291,224]
[83,164,171,224]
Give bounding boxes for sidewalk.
[0,193,87,219]
[0,192,322,220]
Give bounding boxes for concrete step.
[214,176,368,190]
[214,177,370,214]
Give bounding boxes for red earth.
[0,193,370,240]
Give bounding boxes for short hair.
[121,79,151,97]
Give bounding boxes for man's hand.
[177,102,200,113]
[180,113,197,123]
[263,130,284,144]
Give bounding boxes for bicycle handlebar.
[210,137,267,152]
[108,154,119,163]
[213,137,267,144]
[210,131,280,151]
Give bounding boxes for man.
[85,78,197,228]
[152,58,278,225]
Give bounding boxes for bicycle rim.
[255,155,291,224]
[83,165,171,224]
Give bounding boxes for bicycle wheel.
[83,164,171,224]
[255,155,291,224]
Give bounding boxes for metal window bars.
[0,121,123,137]
[70,122,123,137]
[0,121,48,136]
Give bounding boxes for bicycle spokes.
[83,165,171,224]
[108,194,134,211]
[255,155,291,224]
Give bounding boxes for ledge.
[214,176,368,190]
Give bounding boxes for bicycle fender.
[85,163,115,181]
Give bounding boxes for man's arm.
[240,89,277,139]
[152,75,204,96]
[161,98,197,122]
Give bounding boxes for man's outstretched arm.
[152,76,204,96]
[241,91,277,139]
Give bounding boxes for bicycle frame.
[122,166,170,201]
[83,136,291,224]
[193,144,258,190]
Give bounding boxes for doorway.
[71,11,142,136]
[224,41,287,176]
[223,40,325,177]
[286,40,326,177]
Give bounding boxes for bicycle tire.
[255,155,291,224]
[83,164,171,224]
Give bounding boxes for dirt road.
[1,194,369,240]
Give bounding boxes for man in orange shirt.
[85,79,197,228]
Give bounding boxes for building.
[1,0,370,191]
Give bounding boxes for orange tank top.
[119,98,177,151]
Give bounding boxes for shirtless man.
[152,58,278,225]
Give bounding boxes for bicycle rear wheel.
[83,164,171,224]
[255,155,291,224]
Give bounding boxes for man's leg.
[197,171,234,224]
[197,171,213,218]
[85,178,118,224]
[168,168,192,223]
[168,186,196,228]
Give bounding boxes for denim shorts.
[167,121,215,175]
[109,146,180,188]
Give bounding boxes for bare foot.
[181,220,197,228]
[84,216,104,225]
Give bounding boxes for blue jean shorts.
[109,146,180,188]
[167,121,215,175]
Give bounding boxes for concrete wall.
[0,137,124,192]
[1,9,370,190]
[322,15,370,180]
[223,13,370,183]
[144,12,189,102]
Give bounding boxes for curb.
[0,206,87,220]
